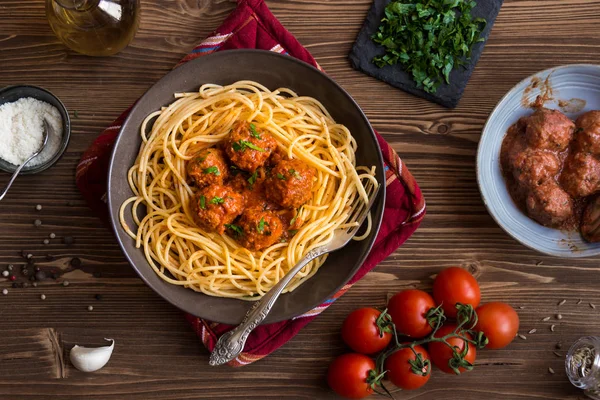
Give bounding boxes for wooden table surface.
[1,0,599,399]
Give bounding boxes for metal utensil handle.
[209,247,328,366]
[0,151,40,202]
[0,119,50,202]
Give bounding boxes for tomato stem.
[373,303,487,388]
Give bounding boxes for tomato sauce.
[500,112,585,231]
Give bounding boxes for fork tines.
[345,178,378,234]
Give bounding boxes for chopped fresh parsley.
[199,195,206,209]
[196,150,211,162]
[232,140,265,153]
[257,217,269,233]
[276,173,286,181]
[225,223,244,236]
[290,207,302,226]
[371,0,486,93]
[288,169,299,178]
[230,165,241,176]
[210,196,225,205]
[288,229,298,236]
[249,123,261,139]
[203,166,221,176]
[248,171,258,188]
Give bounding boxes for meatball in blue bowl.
[477,64,600,257]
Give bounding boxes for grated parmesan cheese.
[0,97,63,167]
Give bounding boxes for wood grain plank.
[0,0,599,398]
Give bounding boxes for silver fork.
[209,178,380,366]
[0,119,51,202]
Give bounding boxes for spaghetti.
[120,81,377,299]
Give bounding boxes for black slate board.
[349,0,504,108]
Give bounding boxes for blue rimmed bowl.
[478,64,600,258]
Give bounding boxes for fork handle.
[209,247,328,366]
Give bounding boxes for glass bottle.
[566,336,600,399]
[46,0,140,56]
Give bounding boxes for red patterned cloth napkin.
[76,0,425,366]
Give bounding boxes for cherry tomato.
[327,353,375,399]
[433,267,481,318]
[342,308,392,354]
[388,290,436,338]
[385,345,431,390]
[475,302,519,349]
[428,324,477,374]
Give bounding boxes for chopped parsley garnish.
[290,207,302,226]
[210,196,225,205]
[232,140,265,153]
[248,171,258,188]
[225,223,244,236]
[257,217,269,233]
[288,169,299,178]
[371,0,486,93]
[276,173,286,180]
[249,123,261,139]
[230,165,241,176]
[203,166,221,176]
[197,150,210,162]
[288,229,298,236]
[199,195,206,209]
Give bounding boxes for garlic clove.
[69,338,115,372]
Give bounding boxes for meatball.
[582,196,600,243]
[187,147,228,187]
[575,110,600,154]
[233,208,284,251]
[227,168,274,210]
[224,121,277,172]
[191,184,245,234]
[228,172,250,193]
[508,137,560,187]
[265,159,316,208]
[525,108,575,151]
[526,181,574,227]
[561,152,600,197]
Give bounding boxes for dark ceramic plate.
[0,85,70,174]
[107,49,385,324]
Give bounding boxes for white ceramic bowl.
[477,64,600,257]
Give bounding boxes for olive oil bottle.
[46,0,140,56]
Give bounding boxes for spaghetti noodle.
[120,81,377,299]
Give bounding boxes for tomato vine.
[371,303,489,397]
